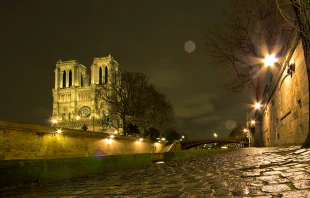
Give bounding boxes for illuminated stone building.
[51,54,120,132]
[260,30,309,146]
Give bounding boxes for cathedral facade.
[52,54,120,132]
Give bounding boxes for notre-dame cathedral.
[52,54,120,132]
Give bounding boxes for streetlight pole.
[246,112,251,147]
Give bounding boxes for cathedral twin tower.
[52,54,119,131]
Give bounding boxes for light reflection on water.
[154,161,164,164]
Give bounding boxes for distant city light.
[263,54,277,66]
[213,133,218,138]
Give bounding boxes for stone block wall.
[261,40,309,146]
[0,120,164,160]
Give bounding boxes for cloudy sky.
[0,0,256,139]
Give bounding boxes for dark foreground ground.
[1,147,310,198]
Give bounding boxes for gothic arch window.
[62,70,66,88]
[69,70,72,87]
[80,74,83,87]
[99,67,103,85]
[105,66,108,84]
[79,106,91,118]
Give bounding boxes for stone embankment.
[1,146,310,197]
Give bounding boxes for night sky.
[1,0,255,139]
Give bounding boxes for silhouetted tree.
[228,123,246,138]
[205,0,289,146]
[96,71,175,135]
[126,123,140,135]
[143,84,175,132]
[164,128,181,143]
[148,127,160,141]
[205,0,287,100]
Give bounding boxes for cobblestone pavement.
[1,147,310,197]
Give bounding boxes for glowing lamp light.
[263,54,277,67]
[52,119,57,124]
[105,138,112,144]
[110,135,114,139]
[213,133,218,138]
[251,120,255,125]
[243,128,248,133]
[255,103,261,109]
[114,130,118,134]
[57,129,62,134]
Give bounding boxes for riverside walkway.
[1,146,310,197]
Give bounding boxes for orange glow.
[105,138,112,144]
[57,129,62,134]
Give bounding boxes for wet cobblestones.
[1,146,310,197]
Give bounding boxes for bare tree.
[205,0,289,146]
[143,85,175,133]
[205,0,287,101]
[96,71,175,135]
[276,0,310,147]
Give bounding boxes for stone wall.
[261,37,309,146]
[0,120,164,160]
[0,154,152,191]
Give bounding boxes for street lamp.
[213,133,218,138]
[263,54,277,67]
[254,103,261,109]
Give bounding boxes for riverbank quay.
[1,146,310,197]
